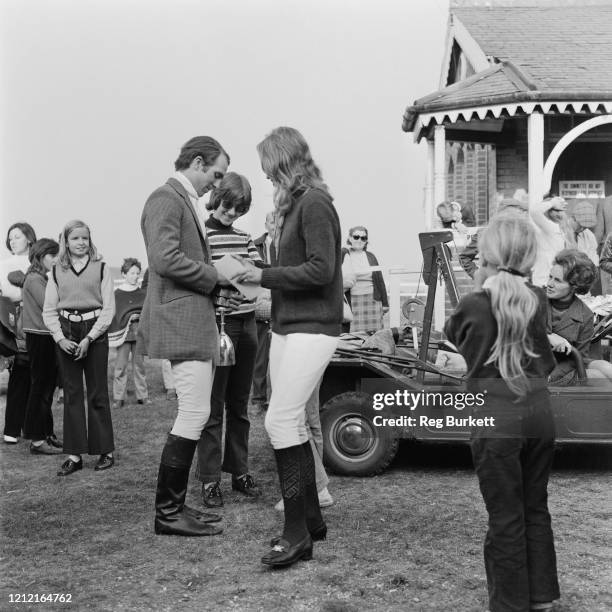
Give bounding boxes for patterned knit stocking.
[301,441,325,531]
[274,445,308,545]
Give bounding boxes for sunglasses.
[220,200,249,215]
[351,234,367,241]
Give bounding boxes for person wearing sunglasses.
[195,172,263,508]
[341,226,388,333]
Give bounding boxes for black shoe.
[202,482,224,508]
[57,458,82,476]
[261,535,313,567]
[94,454,114,471]
[30,441,62,455]
[137,399,152,405]
[270,522,326,547]
[46,434,63,448]
[182,505,222,524]
[232,474,260,498]
[155,515,222,537]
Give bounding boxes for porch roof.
[403,3,612,136]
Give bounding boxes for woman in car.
[546,249,612,384]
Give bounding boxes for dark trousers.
[196,313,258,482]
[471,394,559,612]
[23,333,57,440]
[3,355,30,438]
[56,318,114,455]
[251,319,270,406]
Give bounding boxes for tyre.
[320,391,400,476]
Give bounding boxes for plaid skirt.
[350,293,383,333]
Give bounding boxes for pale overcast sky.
[1,0,448,270]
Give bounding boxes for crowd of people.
[2,128,611,610]
[0,128,385,561]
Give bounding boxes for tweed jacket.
[138,177,219,361]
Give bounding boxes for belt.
[60,309,101,322]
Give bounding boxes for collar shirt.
[173,171,200,208]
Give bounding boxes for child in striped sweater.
[195,172,263,507]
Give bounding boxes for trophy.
[218,308,235,366]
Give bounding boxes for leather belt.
[60,309,101,322]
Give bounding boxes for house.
[403,0,612,230]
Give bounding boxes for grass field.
[1,358,611,611]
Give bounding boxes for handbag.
[342,295,353,324]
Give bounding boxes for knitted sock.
[301,441,324,531]
[274,445,308,545]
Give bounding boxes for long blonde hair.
[256,127,329,217]
[57,219,101,269]
[480,214,540,397]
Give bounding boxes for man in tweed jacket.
[140,136,229,537]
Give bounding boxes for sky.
[1,0,449,272]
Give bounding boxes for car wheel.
[320,391,400,476]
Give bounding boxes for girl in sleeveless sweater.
[43,220,115,476]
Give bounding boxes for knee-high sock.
[274,444,308,544]
[301,441,324,531]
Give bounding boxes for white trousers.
[265,333,338,449]
[169,360,213,440]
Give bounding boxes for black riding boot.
[261,444,312,567]
[301,441,327,541]
[154,433,223,536]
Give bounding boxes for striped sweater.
[205,215,262,315]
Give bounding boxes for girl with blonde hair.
[234,127,343,568]
[445,214,560,612]
[43,220,115,476]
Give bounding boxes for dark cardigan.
[261,188,342,336]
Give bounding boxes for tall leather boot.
[154,433,223,536]
[261,444,312,567]
[301,441,327,541]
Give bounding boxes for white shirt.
[576,229,599,266]
[530,201,566,286]
[173,171,199,207]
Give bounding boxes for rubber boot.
[261,444,312,567]
[154,433,223,536]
